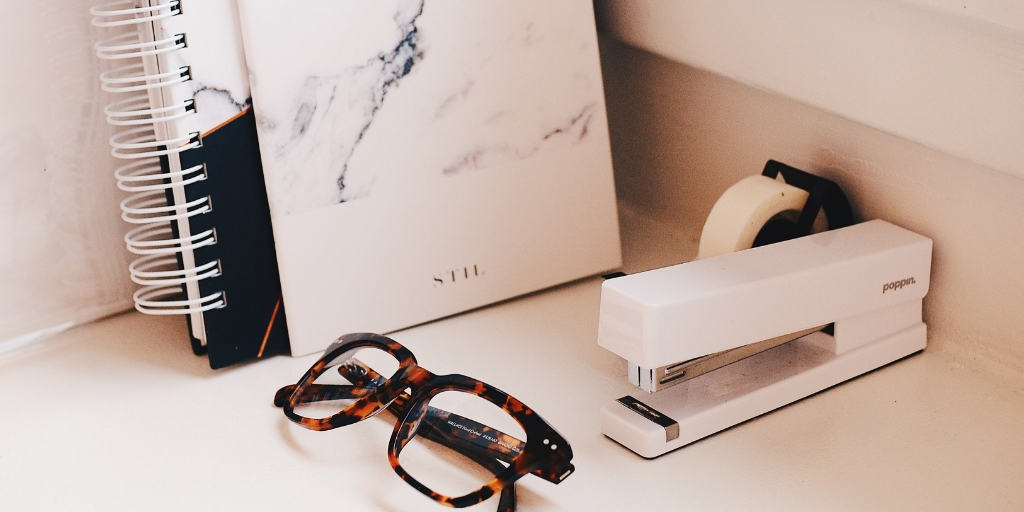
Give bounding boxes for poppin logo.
[882,276,916,294]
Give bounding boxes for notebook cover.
[153,0,289,367]
[238,0,622,355]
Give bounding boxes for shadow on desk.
[0,311,217,378]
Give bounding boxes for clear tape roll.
[697,175,825,259]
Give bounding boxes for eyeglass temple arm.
[417,406,568,484]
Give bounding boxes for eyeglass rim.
[274,362,521,511]
[281,332,575,507]
[386,373,575,508]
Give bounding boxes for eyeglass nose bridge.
[398,364,435,386]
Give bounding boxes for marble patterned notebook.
[237,0,622,355]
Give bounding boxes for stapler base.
[601,323,926,458]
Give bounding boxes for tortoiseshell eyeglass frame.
[275,332,575,511]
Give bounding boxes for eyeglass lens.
[396,390,528,497]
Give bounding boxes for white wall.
[900,0,1024,32]
[0,1,133,345]
[598,36,1024,379]
[596,0,1024,181]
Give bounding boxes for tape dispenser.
[598,161,933,457]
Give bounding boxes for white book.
[237,0,622,355]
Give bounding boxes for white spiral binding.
[92,0,225,315]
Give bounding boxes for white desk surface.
[3,214,1023,511]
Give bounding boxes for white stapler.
[598,165,932,458]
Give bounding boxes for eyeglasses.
[274,332,575,511]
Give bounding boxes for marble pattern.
[440,102,598,176]
[236,0,620,353]
[240,0,609,217]
[278,0,424,208]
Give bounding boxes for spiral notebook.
[237,0,622,355]
[91,0,288,367]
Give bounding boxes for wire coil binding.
[92,0,224,315]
